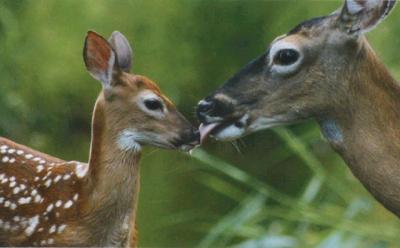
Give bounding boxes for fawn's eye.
[273,49,300,66]
[144,99,163,111]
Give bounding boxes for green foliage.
[1,1,399,247]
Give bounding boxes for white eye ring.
[138,91,167,119]
[269,40,303,74]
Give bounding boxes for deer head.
[84,31,199,152]
[196,0,397,142]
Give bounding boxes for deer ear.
[108,31,133,72]
[83,31,116,88]
[338,0,396,34]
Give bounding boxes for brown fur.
[0,31,197,246]
[197,0,400,217]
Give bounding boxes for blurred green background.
[1,0,400,247]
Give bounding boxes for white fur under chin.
[214,124,245,141]
[214,115,248,141]
[346,0,380,15]
[117,130,142,152]
[214,116,283,141]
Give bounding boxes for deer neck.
[318,40,400,216]
[84,96,141,245]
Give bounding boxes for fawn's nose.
[197,98,234,123]
[192,130,201,144]
[174,127,200,151]
[184,127,200,144]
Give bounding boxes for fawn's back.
[0,30,199,247]
[0,137,88,246]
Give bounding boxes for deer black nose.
[197,98,234,123]
[197,100,214,114]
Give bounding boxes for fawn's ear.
[337,0,396,35]
[108,31,133,72]
[83,31,116,88]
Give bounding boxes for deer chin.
[199,114,250,143]
[199,115,285,143]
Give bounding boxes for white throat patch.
[117,130,142,152]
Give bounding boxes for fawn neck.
[319,40,400,216]
[84,95,141,245]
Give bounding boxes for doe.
[197,0,400,217]
[0,31,199,246]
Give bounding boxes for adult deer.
[197,0,400,217]
[0,31,199,246]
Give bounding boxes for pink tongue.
[199,123,219,144]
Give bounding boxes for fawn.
[197,0,400,217]
[0,31,199,246]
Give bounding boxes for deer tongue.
[199,123,220,144]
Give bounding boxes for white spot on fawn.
[10,203,17,210]
[25,154,34,160]
[54,175,62,183]
[2,156,9,163]
[64,200,73,209]
[73,193,79,201]
[18,197,31,205]
[44,179,52,188]
[31,189,38,196]
[75,162,88,178]
[34,195,42,203]
[55,200,62,207]
[37,165,44,173]
[63,174,71,180]
[46,204,54,213]
[57,224,67,233]
[25,215,39,236]
[49,224,56,234]
[13,187,20,194]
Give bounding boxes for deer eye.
[273,49,300,66]
[144,99,163,111]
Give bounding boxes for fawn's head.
[197,0,396,142]
[84,31,199,152]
